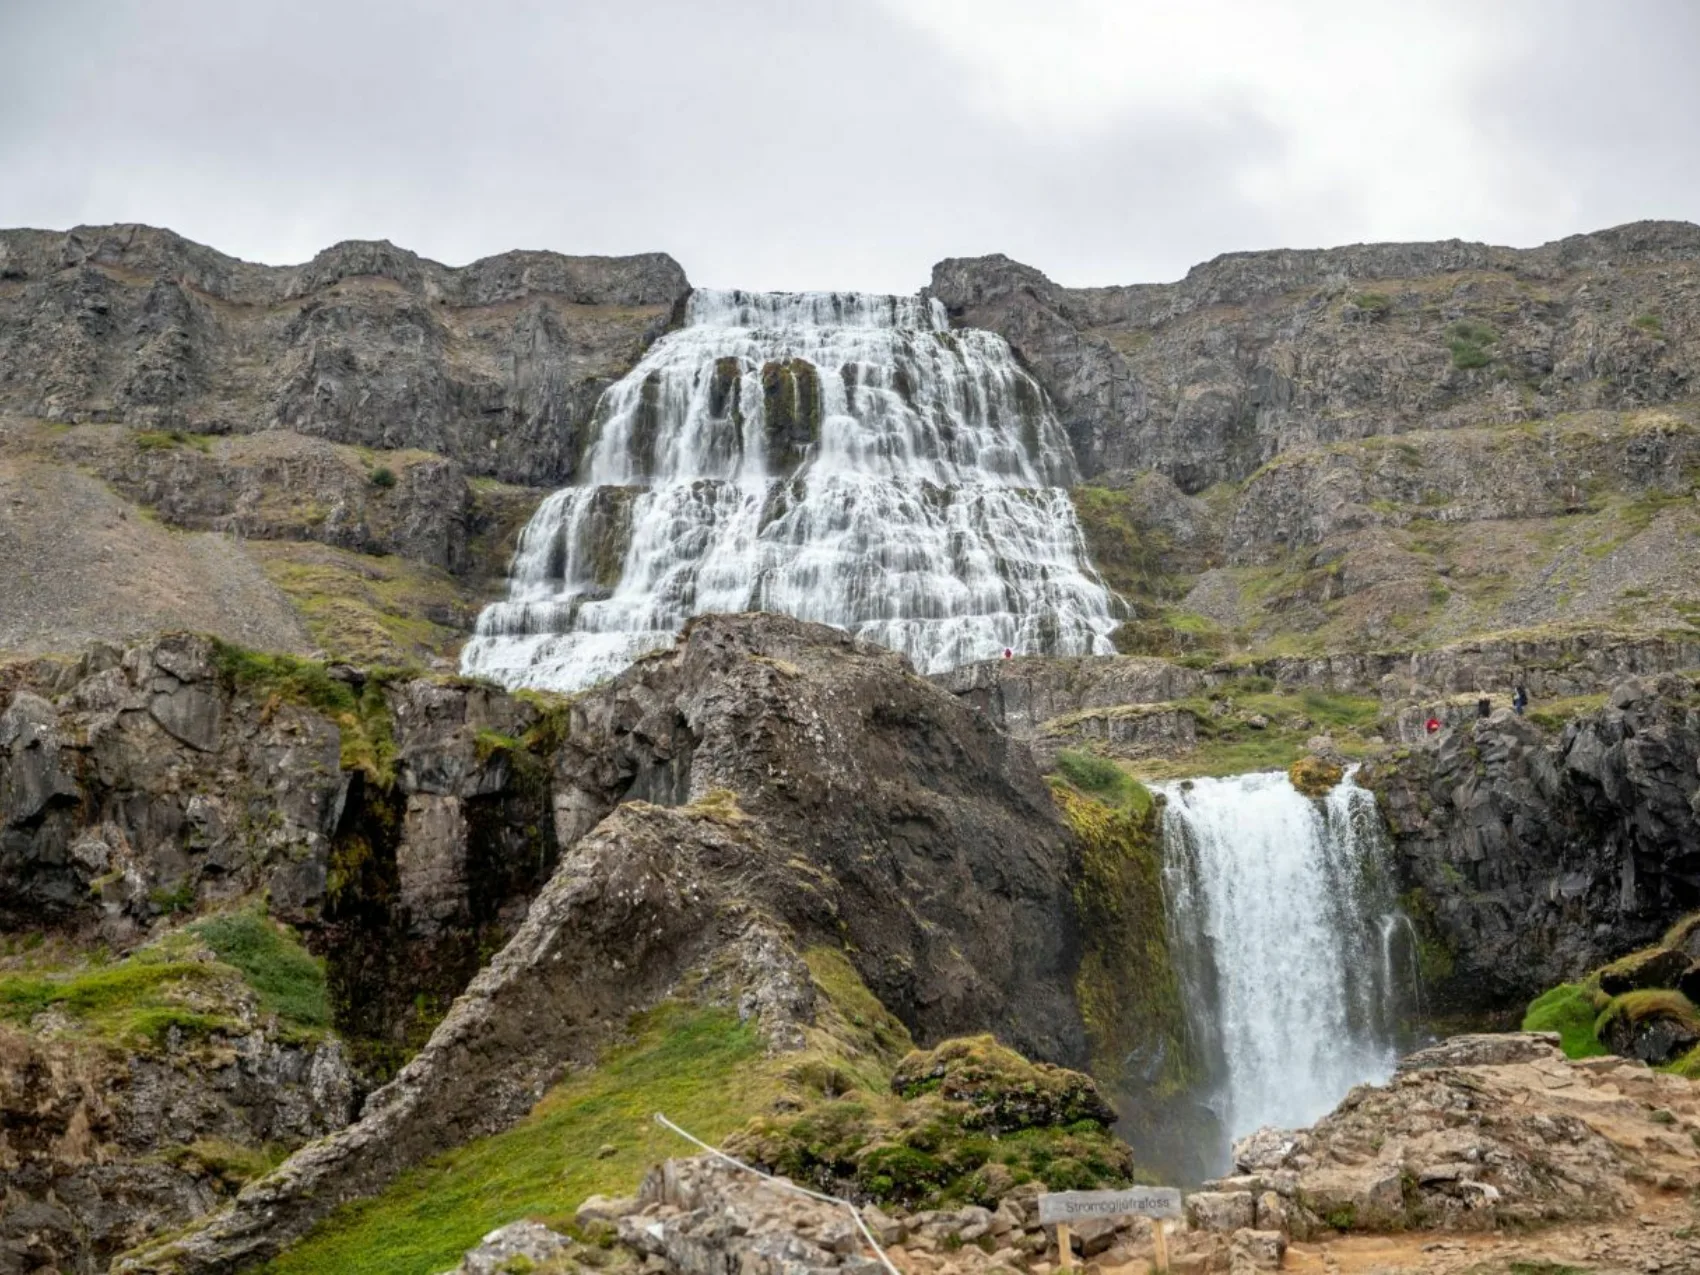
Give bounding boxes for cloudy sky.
[3,0,1696,293]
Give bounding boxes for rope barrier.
[652,1112,903,1275]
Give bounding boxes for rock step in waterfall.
[1156,769,1419,1176]
[462,288,1118,692]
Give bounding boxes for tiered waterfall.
[461,289,1117,691]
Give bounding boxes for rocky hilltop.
[0,225,687,487]
[933,221,1700,488]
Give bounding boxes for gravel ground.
[0,451,312,657]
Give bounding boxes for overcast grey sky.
[3,0,1696,293]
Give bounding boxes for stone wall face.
[1366,674,1700,1012]
[0,225,689,487]
[930,222,1700,489]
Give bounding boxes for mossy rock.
[889,1035,1116,1132]
[1522,982,1609,1059]
[1596,989,1700,1064]
[760,358,821,473]
[1598,945,1690,995]
[1288,755,1344,798]
[728,1031,1134,1209]
[1664,911,1700,960]
[708,356,744,422]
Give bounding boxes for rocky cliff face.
[0,225,688,488]
[1365,674,1700,1013]
[2,1013,356,1274]
[2,614,1093,1272]
[932,222,1700,490]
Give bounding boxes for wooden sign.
[1040,1187,1183,1273]
[1038,1186,1183,1224]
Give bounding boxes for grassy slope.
[265,1005,767,1275]
[0,910,329,1048]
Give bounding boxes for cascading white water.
[1157,769,1414,1168]
[461,288,1118,691]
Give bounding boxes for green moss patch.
[1048,777,1190,1098]
[1596,988,1700,1033]
[1069,486,1171,602]
[1054,749,1152,816]
[1521,983,1609,1059]
[731,1033,1133,1208]
[1288,755,1344,797]
[189,911,329,1032]
[250,541,476,668]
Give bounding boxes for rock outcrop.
[0,224,688,487]
[0,1020,357,1275]
[932,222,1700,489]
[3,614,1093,1273]
[0,632,564,1062]
[1215,1033,1700,1243]
[1366,675,1700,1012]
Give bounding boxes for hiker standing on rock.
[1513,683,1529,715]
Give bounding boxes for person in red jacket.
[1425,715,1441,735]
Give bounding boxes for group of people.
[1424,681,1529,735]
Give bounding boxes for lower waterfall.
[1155,769,1417,1174]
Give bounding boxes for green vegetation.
[1069,486,1172,600]
[734,1032,1134,1207]
[1445,320,1496,370]
[1054,749,1152,815]
[1633,313,1666,338]
[190,910,329,1033]
[369,465,398,489]
[210,638,398,785]
[0,910,326,1048]
[1521,982,1608,1059]
[1288,755,1344,797]
[265,1005,768,1275]
[0,954,230,1047]
[1596,987,1700,1039]
[1127,681,1383,781]
[252,542,471,668]
[134,429,211,452]
[161,1137,289,1191]
[269,948,1126,1275]
[1663,1043,1700,1080]
[1526,693,1608,732]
